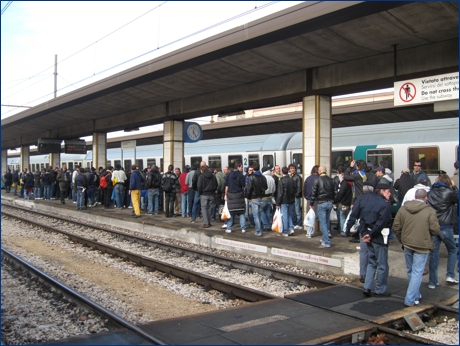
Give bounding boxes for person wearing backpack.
[146,165,162,215]
[162,164,179,218]
[56,167,70,204]
[100,166,114,209]
[129,164,144,218]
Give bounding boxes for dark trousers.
[164,192,175,217]
[60,190,67,203]
[104,186,113,208]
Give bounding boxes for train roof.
[287,118,459,150]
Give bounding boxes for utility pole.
[54,54,57,98]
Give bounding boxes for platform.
[2,192,458,307]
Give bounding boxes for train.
[5,118,459,183]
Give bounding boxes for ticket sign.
[65,140,87,154]
[394,72,459,106]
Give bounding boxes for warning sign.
[394,72,459,106]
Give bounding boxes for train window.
[190,156,202,169]
[114,160,121,169]
[292,154,302,174]
[86,161,90,168]
[147,158,155,167]
[228,155,242,169]
[40,163,45,169]
[160,158,164,172]
[367,149,393,172]
[248,154,259,167]
[45,163,49,169]
[208,156,221,169]
[68,162,73,170]
[136,159,143,171]
[408,146,439,175]
[263,155,274,169]
[124,160,132,170]
[331,151,353,171]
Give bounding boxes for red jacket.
[180,172,189,194]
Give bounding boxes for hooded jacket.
[427,182,458,226]
[197,171,218,196]
[393,199,440,253]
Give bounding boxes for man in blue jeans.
[310,165,336,248]
[276,166,296,237]
[146,165,162,215]
[393,189,440,306]
[427,174,459,288]
[246,164,268,236]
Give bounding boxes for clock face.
[187,124,201,140]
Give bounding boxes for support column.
[93,133,107,169]
[49,153,60,169]
[163,121,184,171]
[20,146,30,172]
[2,149,7,175]
[302,95,332,217]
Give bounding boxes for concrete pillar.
[93,133,107,169]
[163,121,184,172]
[302,95,332,218]
[20,145,30,172]
[49,153,60,169]
[2,149,7,175]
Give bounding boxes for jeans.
[339,206,350,234]
[364,242,389,294]
[227,213,247,231]
[294,198,302,227]
[360,234,369,277]
[114,184,124,208]
[147,189,160,214]
[429,227,458,285]
[181,192,188,217]
[187,187,195,217]
[13,182,18,195]
[317,201,333,246]
[34,187,41,199]
[72,188,77,202]
[404,248,428,305]
[260,197,273,229]
[192,191,200,220]
[200,195,215,225]
[77,188,85,209]
[280,203,295,235]
[44,185,52,200]
[251,198,264,235]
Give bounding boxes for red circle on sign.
[399,83,416,102]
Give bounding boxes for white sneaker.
[446,277,459,284]
[306,234,311,238]
[294,225,302,230]
[328,232,332,237]
[221,224,227,229]
[128,206,133,208]
[73,201,77,204]
[289,230,294,235]
[241,229,246,233]
[225,229,231,233]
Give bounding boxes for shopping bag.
[221,201,231,221]
[304,208,316,227]
[329,208,338,222]
[111,188,117,200]
[343,212,359,234]
[272,209,283,233]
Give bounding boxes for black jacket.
[197,171,218,196]
[42,172,53,185]
[394,174,416,202]
[311,173,336,206]
[246,172,268,199]
[276,175,296,205]
[147,169,162,189]
[4,172,12,185]
[427,182,458,226]
[335,179,352,207]
[290,173,302,198]
[344,167,378,203]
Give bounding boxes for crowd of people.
[4,158,458,304]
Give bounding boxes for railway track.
[2,205,336,302]
[1,248,166,345]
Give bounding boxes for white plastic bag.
[343,212,359,234]
[304,208,316,227]
[329,208,338,222]
[272,208,283,233]
[221,201,231,221]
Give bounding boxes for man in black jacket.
[310,165,336,248]
[276,166,296,237]
[197,165,218,228]
[246,164,268,236]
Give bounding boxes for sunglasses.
[414,164,421,167]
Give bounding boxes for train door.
[247,154,259,168]
[124,160,132,170]
[292,153,302,175]
[263,154,274,170]
[136,159,144,171]
[147,158,156,168]
[228,155,242,169]
[366,149,394,172]
[114,160,121,169]
[331,150,354,172]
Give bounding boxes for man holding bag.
[275,166,296,237]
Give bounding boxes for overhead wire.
[2,1,281,110]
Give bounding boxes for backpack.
[162,174,173,192]
[100,174,108,188]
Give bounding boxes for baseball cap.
[438,169,447,175]
[376,166,385,173]
[185,165,191,170]
[376,183,390,189]
[401,168,410,174]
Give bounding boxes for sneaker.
[320,243,331,248]
[446,277,459,284]
[191,219,196,223]
[306,234,312,238]
[241,229,246,233]
[73,201,77,204]
[340,232,348,237]
[427,284,437,289]
[225,229,231,233]
[128,206,133,209]
[221,224,227,229]
[281,233,288,237]
[294,225,302,230]
[289,230,294,235]
[255,232,263,237]
[328,232,332,238]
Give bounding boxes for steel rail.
[1,247,167,345]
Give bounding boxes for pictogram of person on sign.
[404,84,411,100]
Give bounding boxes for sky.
[1,0,305,139]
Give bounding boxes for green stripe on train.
[353,145,377,161]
